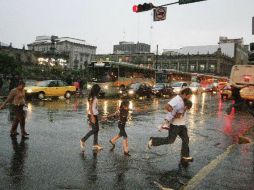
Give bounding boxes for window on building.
[190,65,196,71]
[209,64,215,72]
[199,64,205,72]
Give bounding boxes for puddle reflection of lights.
[26,103,33,121]
[191,94,196,103]
[201,93,206,113]
[103,101,108,115]
[129,100,134,110]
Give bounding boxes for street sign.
[153,7,167,21]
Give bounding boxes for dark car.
[120,83,153,99]
[152,84,173,97]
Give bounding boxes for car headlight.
[128,90,134,95]
[104,85,108,90]
[27,89,33,93]
[87,84,92,89]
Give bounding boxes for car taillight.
[243,75,251,83]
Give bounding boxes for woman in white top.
[80,84,103,151]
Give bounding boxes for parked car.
[152,84,173,97]
[25,80,77,100]
[121,83,153,98]
[171,82,188,94]
[220,85,232,99]
[189,82,203,94]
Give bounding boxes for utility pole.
[156,44,159,69]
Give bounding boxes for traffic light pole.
[159,1,179,7]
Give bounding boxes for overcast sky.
[0,0,253,54]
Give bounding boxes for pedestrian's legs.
[178,126,189,157]
[93,116,99,145]
[10,117,19,135]
[111,134,121,144]
[151,125,179,146]
[20,110,27,136]
[123,138,129,153]
[10,107,19,135]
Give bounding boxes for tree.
[0,53,22,75]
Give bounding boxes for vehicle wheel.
[38,92,45,100]
[65,91,71,99]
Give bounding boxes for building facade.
[94,51,234,76]
[163,36,249,65]
[158,48,234,76]
[27,36,97,69]
[113,41,150,54]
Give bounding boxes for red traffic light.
[132,3,154,13]
[132,5,138,12]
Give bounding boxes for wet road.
[0,93,253,190]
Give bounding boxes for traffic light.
[132,3,154,13]
[179,0,206,5]
[250,42,254,51]
[249,42,254,62]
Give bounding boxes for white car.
[171,82,188,94]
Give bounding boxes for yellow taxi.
[220,85,232,99]
[240,86,254,101]
[25,80,77,100]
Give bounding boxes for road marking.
[183,144,235,190]
[153,181,173,190]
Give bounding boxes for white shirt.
[172,111,187,126]
[167,95,185,125]
[87,97,99,115]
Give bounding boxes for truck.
[229,65,254,112]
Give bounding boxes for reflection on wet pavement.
[0,93,253,190]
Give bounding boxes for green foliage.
[0,53,22,75]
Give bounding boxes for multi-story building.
[163,36,249,65]
[161,37,249,76]
[0,41,8,47]
[113,41,150,54]
[159,48,234,76]
[27,36,97,69]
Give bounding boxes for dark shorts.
[118,122,127,138]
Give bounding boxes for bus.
[87,61,156,97]
[155,69,192,84]
[230,65,254,101]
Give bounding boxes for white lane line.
[183,144,235,190]
[153,181,173,190]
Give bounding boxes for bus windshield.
[89,67,118,82]
[156,73,168,83]
[172,82,183,87]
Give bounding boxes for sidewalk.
[184,127,254,190]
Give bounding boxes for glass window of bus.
[172,82,183,87]
[89,66,118,82]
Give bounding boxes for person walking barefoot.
[80,84,103,152]
[107,100,131,156]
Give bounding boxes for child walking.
[108,100,131,156]
[80,84,103,151]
